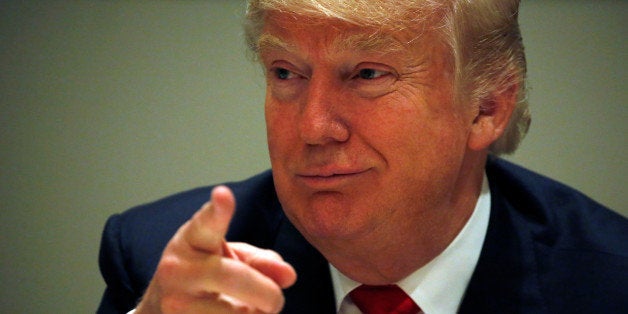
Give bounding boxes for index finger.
[182,185,236,254]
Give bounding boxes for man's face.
[260,13,477,245]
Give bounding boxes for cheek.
[265,101,296,163]
[368,94,470,175]
[265,109,282,159]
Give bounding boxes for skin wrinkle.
[260,33,435,105]
[258,31,420,66]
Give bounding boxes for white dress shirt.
[331,175,491,314]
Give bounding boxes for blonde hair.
[245,0,530,155]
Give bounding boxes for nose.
[298,77,350,145]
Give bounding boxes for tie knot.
[349,284,421,314]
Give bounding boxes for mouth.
[295,168,372,190]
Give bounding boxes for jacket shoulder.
[486,156,627,253]
[112,169,280,249]
[482,157,628,312]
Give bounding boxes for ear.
[467,83,518,151]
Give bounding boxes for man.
[98,1,628,313]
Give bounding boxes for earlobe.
[467,84,518,151]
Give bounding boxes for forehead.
[257,11,420,57]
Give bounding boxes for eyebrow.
[257,33,296,54]
[256,32,406,56]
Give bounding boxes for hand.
[136,186,297,314]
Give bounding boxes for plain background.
[1,1,625,312]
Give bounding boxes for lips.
[295,167,372,190]
[298,164,372,176]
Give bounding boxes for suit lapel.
[459,163,547,313]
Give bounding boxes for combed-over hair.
[244,0,531,155]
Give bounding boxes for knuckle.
[157,254,183,278]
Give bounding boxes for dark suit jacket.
[97,157,628,313]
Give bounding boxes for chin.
[286,200,372,242]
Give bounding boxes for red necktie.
[349,284,421,314]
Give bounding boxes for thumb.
[230,242,298,289]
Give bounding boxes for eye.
[348,64,397,98]
[356,68,389,80]
[272,67,299,80]
[266,64,307,101]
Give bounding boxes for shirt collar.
[330,174,491,314]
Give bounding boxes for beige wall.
[1,1,625,312]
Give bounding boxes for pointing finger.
[183,185,236,254]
